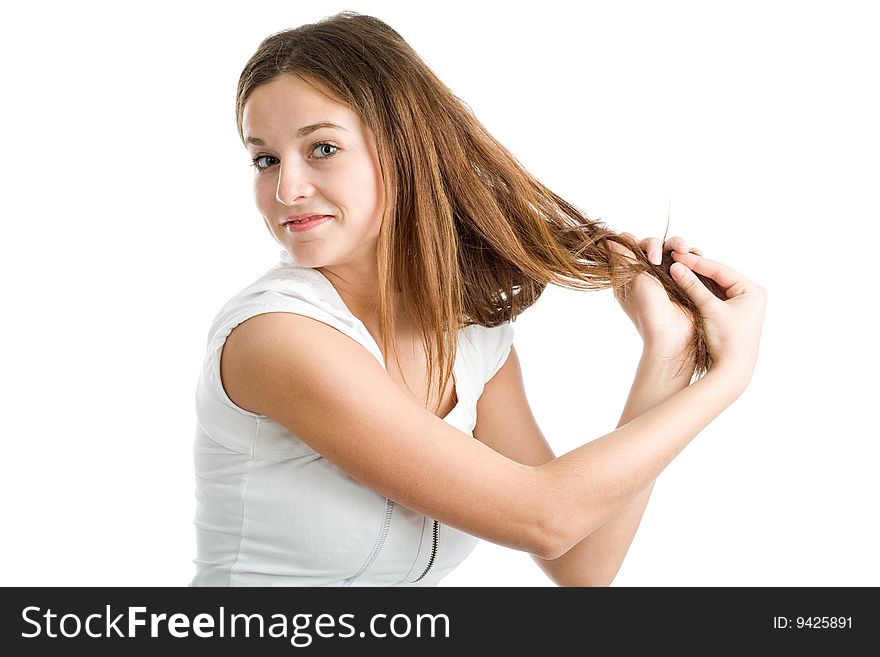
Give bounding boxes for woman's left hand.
[611,233,703,358]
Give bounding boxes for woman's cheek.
[254,175,276,214]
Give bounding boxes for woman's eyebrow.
[246,121,348,146]
[297,121,348,137]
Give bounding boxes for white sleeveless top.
[190,251,515,586]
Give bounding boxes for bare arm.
[222,251,763,562]
[222,311,747,561]
[529,347,692,585]
[530,248,765,559]
[519,236,766,583]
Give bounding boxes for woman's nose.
[275,163,316,205]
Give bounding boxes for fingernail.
[671,263,685,278]
[651,249,661,265]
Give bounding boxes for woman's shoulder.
[209,255,337,328]
[459,320,516,385]
[460,319,515,349]
[204,254,386,365]
[220,254,331,311]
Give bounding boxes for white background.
[2,0,877,586]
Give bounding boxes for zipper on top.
[343,499,395,587]
[411,520,439,583]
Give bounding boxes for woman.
[190,11,766,586]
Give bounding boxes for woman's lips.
[284,215,333,232]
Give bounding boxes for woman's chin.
[281,241,331,268]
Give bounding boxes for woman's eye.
[251,155,278,171]
[312,143,338,158]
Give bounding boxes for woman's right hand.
[669,251,767,390]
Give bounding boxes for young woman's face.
[241,74,385,269]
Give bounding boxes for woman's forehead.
[245,75,346,117]
[242,75,359,138]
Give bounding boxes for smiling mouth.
[283,214,332,226]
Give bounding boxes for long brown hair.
[235,11,712,408]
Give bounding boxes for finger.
[663,235,690,254]
[638,237,663,265]
[618,232,639,248]
[689,247,703,256]
[669,262,722,310]
[671,251,749,292]
[608,237,637,262]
